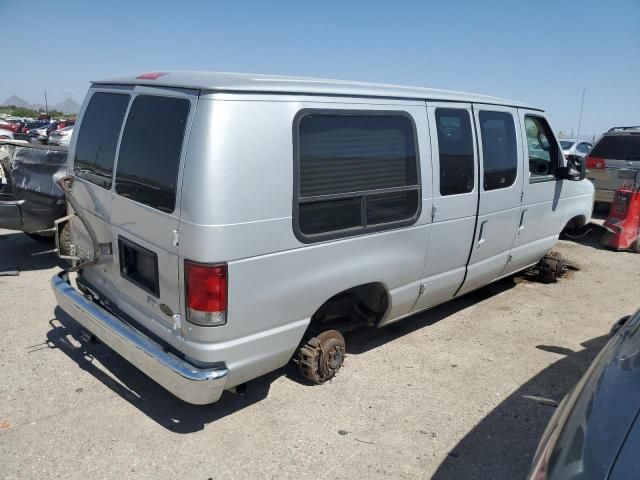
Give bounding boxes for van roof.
[93,71,541,110]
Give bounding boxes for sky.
[1,0,638,137]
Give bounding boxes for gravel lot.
[1,218,639,480]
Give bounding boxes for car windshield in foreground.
[560,140,575,149]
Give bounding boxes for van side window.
[435,108,475,195]
[296,112,420,240]
[115,95,190,213]
[479,111,517,191]
[524,115,559,180]
[74,92,130,189]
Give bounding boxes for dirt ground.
[1,216,639,480]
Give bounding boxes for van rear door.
[71,85,197,338]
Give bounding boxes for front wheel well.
[564,214,588,231]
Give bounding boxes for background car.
[560,139,593,159]
[0,118,18,133]
[20,120,48,134]
[585,126,640,203]
[0,128,15,140]
[528,308,640,480]
[29,124,51,143]
[48,125,73,146]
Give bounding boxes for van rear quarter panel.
[178,96,431,377]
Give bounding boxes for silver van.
[51,72,594,404]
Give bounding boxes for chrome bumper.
[51,272,228,405]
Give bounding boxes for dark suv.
[586,126,640,203]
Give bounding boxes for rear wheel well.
[308,283,389,335]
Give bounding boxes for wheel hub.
[296,330,346,384]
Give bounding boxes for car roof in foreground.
[93,71,541,110]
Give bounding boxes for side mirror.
[557,154,586,181]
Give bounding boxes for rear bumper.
[594,189,615,203]
[51,271,228,405]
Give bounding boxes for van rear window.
[590,135,640,161]
[74,92,130,189]
[115,95,190,213]
[295,112,420,241]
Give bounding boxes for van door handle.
[518,209,528,232]
[477,220,489,248]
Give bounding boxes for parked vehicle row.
[0,116,76,144]
[51,71,594,407]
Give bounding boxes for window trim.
[478,109,519,191]
[292,108,422,244]
[113,93,192,214]
[434,107,476,197]
[524,114,562,184]
[72,91,132,191]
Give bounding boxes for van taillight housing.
[585,155,605,169]
[185,261,227,326]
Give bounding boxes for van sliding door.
[412,102,479,312]
[455,104,524,296]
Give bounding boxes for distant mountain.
[1,95,80,114]
[2,95,31,108]
[51,98,80,114]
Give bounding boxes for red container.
[603,178,640,251]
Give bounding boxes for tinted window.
[479,111,517,190]
[296,113,420,240]
[115,95,190,213]
[74,92,130,189]
[560,140,575,150]
[435,108,475,195]
[590,135,640,161]
[525,116,559,179]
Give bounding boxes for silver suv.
[586,126,640,203]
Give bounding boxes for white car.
[52,71,594,405]
[560,139,593,159]
[48,126,73,146]
[0,128,14,141]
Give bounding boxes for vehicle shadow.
[47,307,278,434]
[46,277,520,433]
[346,277,518,355]
[0,231,67,272]
[431,334,609,480]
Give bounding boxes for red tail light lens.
[585,155,605,169]
[185,261,227,326]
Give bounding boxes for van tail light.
[185,261,227,326]
[585,155,605,169]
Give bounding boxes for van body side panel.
[178,97,429,385]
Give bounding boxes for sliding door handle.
[518,209,528,232]
[477,220,489,248]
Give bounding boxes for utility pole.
[576,89,586,141]
[44,90,48,115]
